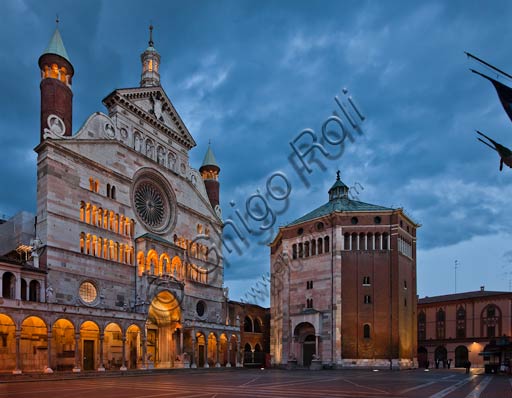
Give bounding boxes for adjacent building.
[270,173,419,369]
[417,288,512,369]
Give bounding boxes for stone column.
[204,336,209,368]
[387,234,391,250]
[73,333,81,372]
[98,333,105,371]
[13,329,22,374]
[191,334,197,368]
[141,336,147,370]
[0,272,3,297]
[380,235,383,250]
[364,235,368,250]
[316,335,320,360]
[215,335,221,367]
[44,331,53,373]
[226,340,232,367]
[120,336,127,371]
[372,235,375,250]
[179,329,183,355]
[236,339,242,367]
[349,235,352,251]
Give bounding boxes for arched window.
[363,324,371,339]
[94,180,99,193]
[86,233,91,255]
[304,241,310,258]
[383,233,389,250]
[418,311,426,341]
[85,203,91,224]
[80,232,85,253]
[2,272,15,299]
[255,343,262,352]
[107,183,111,198]
[344,233,350,250]
[456,306,466,339]
[80,201,85,222]
[436,308,445,340]
[244,343,252,352]
[244,316,253,333]
[375,233,381,250]
[89,177,94,191]
[97,237,102,258]
[111,186,116,200]
[481,304,501,338]
[317,238,323,254]
[21,279,27,301]
[311,239,316,255]
[97,207,103,227]
[29,280,40,302]
[254,318,262,333]
[298,243,304,258]
[324,236,330,253]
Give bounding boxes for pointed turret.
[140,25,161,87]
[199,144,220,210]
[38,19,74,140]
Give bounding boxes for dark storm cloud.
[1,0,512,295]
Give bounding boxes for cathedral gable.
[103,86,196,150]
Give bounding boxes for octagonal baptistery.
[270,173,419,370]
[2,25,242,373]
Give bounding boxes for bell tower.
[38,19,74,140]
[140,25,161,87]
[199,144,220,211]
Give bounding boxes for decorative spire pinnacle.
[336,170,340,180]
[149,24,154,47]
[328,171,349,201]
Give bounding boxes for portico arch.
[0,314,16,371]
[21,316,48,372]
[105,323,123,369]
[126,324,142,369]
[52,319,75,371]
[147,290,181,368]
[293,322,316,367]
[80,321,99,371]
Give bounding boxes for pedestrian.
[465,360,471,374]
[426,360,430,370]
[448,359,452,369]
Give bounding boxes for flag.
[471,69,512,123]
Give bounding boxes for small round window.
[297,228,304,236]
[351,217,358,225]
[79,281,97,304]
[196,300,206,317]
[316,222,324,231]
[374,216,382,224]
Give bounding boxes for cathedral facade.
[270,173,419,369]
[0,25,243,373]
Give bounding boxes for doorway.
[303,335,316,367]
[83,340,95,370]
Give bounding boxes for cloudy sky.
[1,0,512,305]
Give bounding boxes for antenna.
[454,260,459,293]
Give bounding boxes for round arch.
[52,318,75,371]
[243,316,253,333]
[293,322,316,367]
[0,314,16,371]
[434,346,448,367]
[455,345,469,368]
[105,323,123,370]
[417,346,428,368]
[147,290,181,368]
[80,321,100,371]
[146,250,159,275]
[21,316,48,372]
[126,324,142,369]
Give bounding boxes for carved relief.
[104,123,116,139]
[46,114,65,136]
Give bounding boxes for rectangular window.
[364,295,372,304]
[363,276,370,285]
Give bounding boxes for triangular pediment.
[102,86,196,150]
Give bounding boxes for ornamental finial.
[149,24,154,47]
[336,170,340,180]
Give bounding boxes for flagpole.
[465,51,512,80]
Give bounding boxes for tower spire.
[140,25,161,87]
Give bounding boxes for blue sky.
[1,0,512,305]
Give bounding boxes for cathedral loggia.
[0,24,248,373]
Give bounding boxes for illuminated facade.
[0,25,242,373]
[270,174,419,369]
[417,288,512,368]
